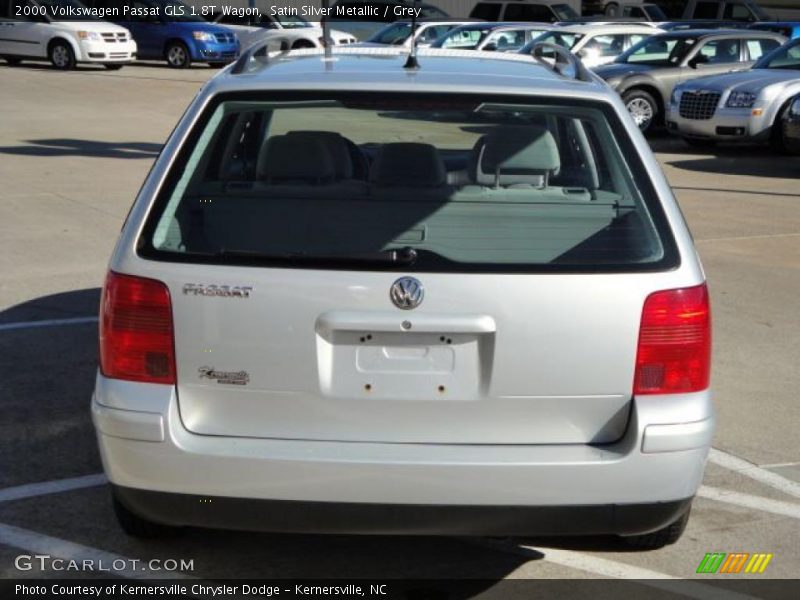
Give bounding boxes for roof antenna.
[321,0,333,62]
[403,0,420,69]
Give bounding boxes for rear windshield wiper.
[212,247,419,266]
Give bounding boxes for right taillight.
[99,271,175,385]
[634,283,711,395]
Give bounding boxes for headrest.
[370,143,447,187]
[473,126,561,187]
[257,135,335,183]
[287,131,354,180]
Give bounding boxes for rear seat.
[454,125,592,203]
[370,143,453,201]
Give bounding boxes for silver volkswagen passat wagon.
[92,43,713,549]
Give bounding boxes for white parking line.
[0,474,107,504]
[708,448,800,499]
[0,316,98,332]
[0,522,190,579]
[477,539,759,600]
[698,486,800,520]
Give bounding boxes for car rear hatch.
[137,89,680,445]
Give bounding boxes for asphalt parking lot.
[0,61,799,593]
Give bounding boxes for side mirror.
[483,42,497,52]
[689,55,709,69]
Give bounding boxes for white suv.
[93,43,714,548]
[0,1,136,70]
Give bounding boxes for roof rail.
[528,42,592,82]
[231,37,292,75]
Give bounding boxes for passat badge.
[390,277,424,310]
[199,367,250,386]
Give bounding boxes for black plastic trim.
[112,485,693,536]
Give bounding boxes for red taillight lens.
[634,284,711,395]
[99,272,175,385]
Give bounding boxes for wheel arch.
[47,36,80,62]
[163,37,192,59]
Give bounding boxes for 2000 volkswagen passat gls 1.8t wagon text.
[92,43,714,549]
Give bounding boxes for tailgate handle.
[316,311,496,337]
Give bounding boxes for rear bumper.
[93,375,714,535]
[113,485,693,536]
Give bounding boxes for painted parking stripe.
[0,316,98,332]
[698,486,800,520]
[0,474,107,504]
[0,522,190,579]
[708,448,800,499]
[475,539,759,600]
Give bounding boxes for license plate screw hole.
[365,383,373,392]
[438,385,446,393]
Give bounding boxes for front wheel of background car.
[49,41,76,70]
[621,505,691,550]
[104,64,123,71]
[166,42,191,69]
[623,90,658,133]
[112,494,181,539]
[770,104,795,154]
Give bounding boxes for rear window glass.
[139,93,676,273]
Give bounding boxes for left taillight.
[99,271,175,385]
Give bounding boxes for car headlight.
[193,31,215,42]
[726,91,758,109]
[671,88,681,105]
[77,31,102,41]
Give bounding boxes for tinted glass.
[140,93,674,273]
[469,3,502,20]
[619,35,694,65]
[755,40,800,69]
[693,2,720,19]
[505,4,552,21]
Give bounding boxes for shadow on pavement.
[0,139,161,160]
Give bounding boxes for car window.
[484,29,527,51]
[551,4,579,20]
[367,22,412,44]
[438,28,488,49]
[420,24,455,43]
[697,38,741,63]
[582,34,627,58]
[622,7,645,18]
[469,2,502,20]
[756,41,800,69]
[746,38,780,61]
[628,34,649,47]
[620,36,687,66]
[693,2,720,19]
[141,94,672,272]
[535,31,584,49]
[723,4,754,21]
[0,0,19,20]
[505,4,554,22]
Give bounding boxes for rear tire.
[49,40,76,70]
[112,494,181,539]
[104,63,124,71]
[165,41,191,69]
[622,505,691,550]
[623,89,658,133]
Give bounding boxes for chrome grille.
[101,32,128,43]
[214,32,236,44]
[679,91,722,120]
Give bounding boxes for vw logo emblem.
[390,277,424,310]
